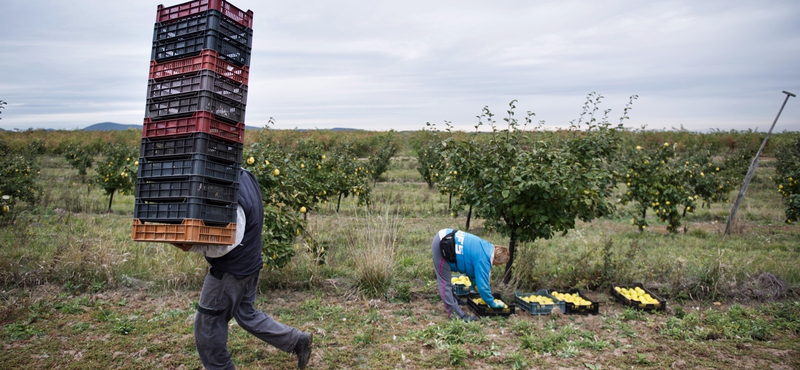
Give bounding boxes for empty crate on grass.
[133,0,253,245]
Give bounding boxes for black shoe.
[295,332,313,369]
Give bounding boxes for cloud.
[0,0,797,131]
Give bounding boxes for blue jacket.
[441,229,499,308]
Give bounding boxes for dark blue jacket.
[207,168,263,277]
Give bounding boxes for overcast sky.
[1,0,798,132]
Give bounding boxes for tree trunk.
[107,190,115,212]
[465,205,473,231]
[682,207,688,233]
[502,231,517,284]
[640,208,646,232]
[337,193,343,212]
[448,192,452,208]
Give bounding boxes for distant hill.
[83,122,140,131]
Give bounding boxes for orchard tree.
[0,141,41,225]
[772,137,800,223]
[95,144,138,212]
[620,142,695,232]
[245,138,333,267]
[64,143,94,181]
[439,94,630,282]
[326,143,372,212]
[415,126,446,189]
[0,100,6,120]
[437,121,484,230]
[367,131,398,185]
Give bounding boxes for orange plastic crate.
[131,218,235,245]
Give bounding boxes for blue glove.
[493,301,507,309]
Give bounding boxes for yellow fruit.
[300,206,307,213]
[273,169,280,176]
[247,156,255,164]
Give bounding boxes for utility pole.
[725,91,795,235]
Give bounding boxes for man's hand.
[493,301,507,309]
[172,243,192,252]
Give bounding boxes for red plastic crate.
[142,111,244,143]
[132,218,236,245]
[147,69,248,104]
[156,0,253,29]
[149,50,249,85]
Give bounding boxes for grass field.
[1,154,798,369]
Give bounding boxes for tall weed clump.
[346,209,401,298]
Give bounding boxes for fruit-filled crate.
[134,197,237,226]
[548,289,599,315]
[450,273,475,296]
[611,283,667,313]
[156,0,253,29]
[149,50,250,85]
[142,111,245,143]
[151,28,251,66]
[467,293,515,317]
[514,289,564,315]
[147,69,248,105]
[140,132,243,164]
[145,90,246,124]
[136,176,239,204]
[153,9,253,48]
[137,155,240,183]
[132,218,236,245]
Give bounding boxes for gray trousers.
[432,233,467,319]
[195,270,301,370]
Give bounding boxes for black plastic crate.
[153,9,253,48]
[549,289,599,315]
[134,197,237,226]
[451,273,475,296]
[145,90,246,124]
[514,289,564,315]
[467,293,515,317]
[611,283,667,313]
[140,133,243,163]
[135,176,239,204]
[147,69,248,104]
[151,28,251,66]
[137,155,240,183]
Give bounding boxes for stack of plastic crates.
[132,0,253,245]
